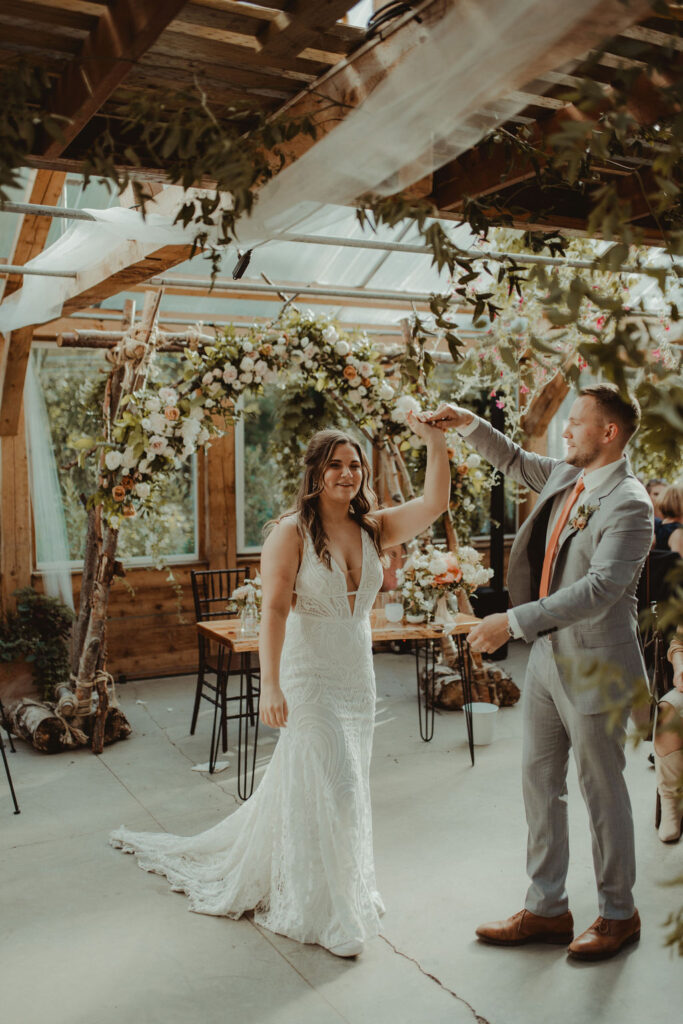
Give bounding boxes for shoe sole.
[567,930,640,961]
[476,933,574,947]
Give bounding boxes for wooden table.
[197,610,480,799]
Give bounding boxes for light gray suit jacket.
[467,418,654,714]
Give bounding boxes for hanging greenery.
[0,588,73,702]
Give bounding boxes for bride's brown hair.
[289,429,382,569]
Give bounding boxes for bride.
[111,411,450,958]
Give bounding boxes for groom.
[426,385,653,960]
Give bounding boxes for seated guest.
[645,478,668,520]
[655,628,683,842]
[654,485,683,556]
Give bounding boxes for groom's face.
[562,397,609,468]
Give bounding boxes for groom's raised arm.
[425,403,558,494]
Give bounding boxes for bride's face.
[321,443,363,503]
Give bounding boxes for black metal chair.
[0,697,20,814]
[189,568,251,744]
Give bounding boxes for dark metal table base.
[0,697,20,814]
[209,646,261,800]
[415,635,475,764]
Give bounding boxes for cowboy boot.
[655,749,683,843]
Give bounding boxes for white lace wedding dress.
[110,526,385,950]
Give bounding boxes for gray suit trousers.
[522,637,636,920]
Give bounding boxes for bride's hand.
[406,409,446,442]
[260,683,288,728]
[420,403,474,431]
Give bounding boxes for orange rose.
[121,475,134,491]
[112,485,126,502]
[260,343,273,356]
[343,365,357,381]
[164,406,180,421]
[122,504,136,518]
[456,464,468,475]
[362,377,371,387]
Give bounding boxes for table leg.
[415,638,436,742]
[1,731,20,814]
[237,652,261,801]
[455,634,475,766]
[209,645,231,774]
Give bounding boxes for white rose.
[158,387,177,405]
[148,435,168,456]
[208,382,223,397]
[242,341,253,353]
[148,411,169,434]
[348,388,363,404]
[135,482,151,500]
[334,339,350,356]
[202,372,213,387]
[428,551,449,576]
[359,362,373,378]
[357,385,367,396]
[213,367,222,379]
[263,369,278,384]
[197,428,210,444]
[304,344,318,359]
[240,356,254,371]
[323,326,339,345]
[241,372,254,384]
[253,360,269,376]
[145,396,161,413]
[465,453,482,469]
[189,406,204,420]
[391,394,422,424]
[104,450,123,471]
[379,381,395,401]
[141,416,152,431]
[223,366,238,383]
[274,344,287,358]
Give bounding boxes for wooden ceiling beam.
[257,1,359,57]
[3,169,66,299]
[40,0,189,158]
[0,1,97,35]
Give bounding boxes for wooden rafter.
[256,1,359,57]
[40,0,189,158]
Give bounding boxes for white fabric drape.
[24,355,74,609]
[0,0,624,336]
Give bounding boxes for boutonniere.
[568,502,600,531]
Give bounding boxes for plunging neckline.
[328,528,365,616]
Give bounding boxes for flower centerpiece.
[396,543,493,622]
[227,576,263,636]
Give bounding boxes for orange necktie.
[539,477,585,598]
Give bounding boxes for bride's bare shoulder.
[262,514,302,560]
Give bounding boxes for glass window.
[33,346,198,567]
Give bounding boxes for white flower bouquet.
[396,542,493,618]
[227,576,262,615]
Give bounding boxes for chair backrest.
[191,568,251,623]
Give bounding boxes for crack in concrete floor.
[379,934,491,1024]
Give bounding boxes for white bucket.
[464,702,498,745]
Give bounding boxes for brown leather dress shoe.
[567,911,641,961]
[476,909,574,946]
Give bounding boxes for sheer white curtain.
[0,0,644,336]
[24,354,74,609]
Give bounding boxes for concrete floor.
[1,641,681,1024]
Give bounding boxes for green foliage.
[0,588,73,702]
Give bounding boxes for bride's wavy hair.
[292,429,382,569]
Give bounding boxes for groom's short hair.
[580,383,641,442]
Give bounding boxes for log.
[9,699,87,753]
[55,683,78,718]
[104,706,132,745]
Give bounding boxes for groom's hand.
[420,403,474,431]
[467,614,510,654]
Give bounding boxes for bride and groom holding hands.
[112,383,653,964]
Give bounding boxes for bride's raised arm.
[375,411,451,549]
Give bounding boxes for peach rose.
[122,504,136,518]
[112,485,126,502]
[260,343,273,356]
[343,365,357,381]
[164,406,180,421]
[121,475,134,491]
